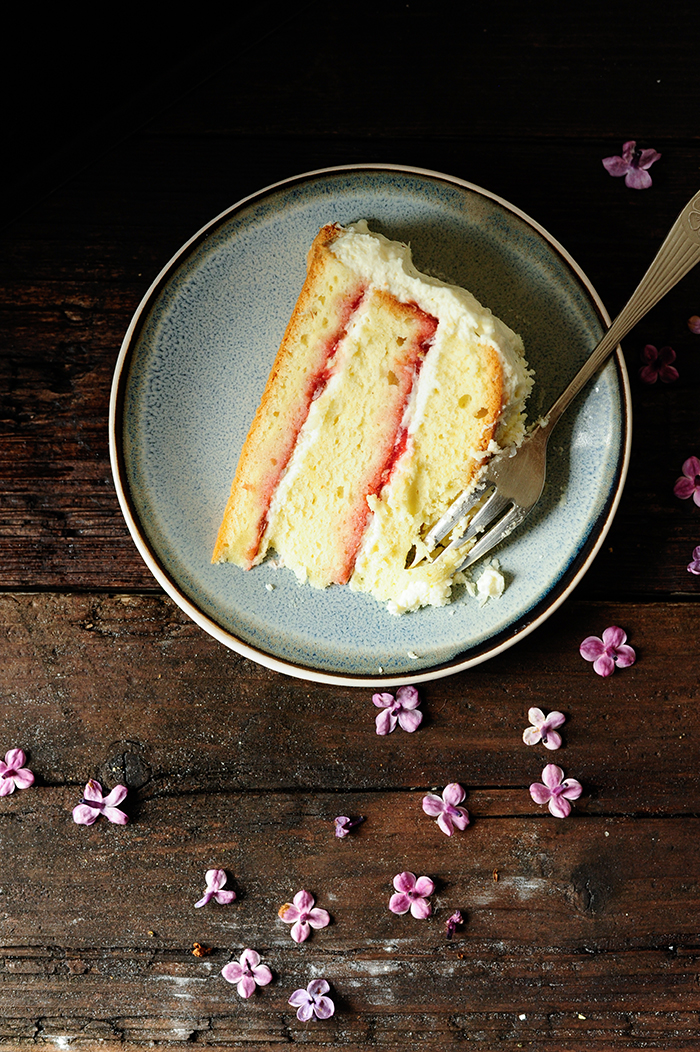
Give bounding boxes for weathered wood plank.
[1,594,698,809]
[2,793,700,1045]
[4,788,700,951]
[3,1011,700,1052]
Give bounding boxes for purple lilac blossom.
[421,783,470,836]
[523,708,566,750]
[72,779,128,825]
[389,871,434,919]
[221,948,272,998]
[334,815,365,838]
[530,764,583,819]
[579,626,636,677]
[0,749,34,795]
[194,868,237,908]
[278,889,330,943]
[446,911,463,939]
[602,140,661,188]
[639,344,678,384]
[288,979,335,1021]
[674,457,700,505]
[687,546,700,575]
[372,686,423,735]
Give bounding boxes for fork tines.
[420,480,492,555]
[417,476,522,572]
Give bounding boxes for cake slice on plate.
[212,221,533,613]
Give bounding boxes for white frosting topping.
[332,221,532,434]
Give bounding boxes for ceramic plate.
[109,165,631,686]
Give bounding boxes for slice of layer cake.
[212,221,533,613]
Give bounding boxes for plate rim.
[108,162,632,687]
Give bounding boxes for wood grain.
[0,593,697,809]
[2,593,700,1047]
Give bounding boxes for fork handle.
[541,189,700,434]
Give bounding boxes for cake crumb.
[475,560,505,605]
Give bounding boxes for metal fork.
[420,188,700,572]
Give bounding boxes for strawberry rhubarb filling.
[260,292,438,587]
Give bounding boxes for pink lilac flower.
[579,626,636,677]
[278,889,330,943]
[288,979,335,1021]
[421,783,470,836]
[445,911,463,939]
[602,140,661,189]
[687,546,700,575]
[674,457,700,506]
[688,316,700,334]
[0,749,34,796]
[389,871,434,919]
[72,779,128,825]
[522,707,565,750]
[530,764,583,819]
[639,344,678,384]
[194,868,237,908]
[372,686,423,735]
[334,815,365,838]
[221,948,272,998]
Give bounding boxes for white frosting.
[332,221,532,439]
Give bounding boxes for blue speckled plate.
[109,165,631,686]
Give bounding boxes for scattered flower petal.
[579,626,636,677]
[72,779,128,825]
[639,344,678,384]
[674,456,700,506]
[221,948,272,998]
[422,783,470,836]
[389,871,434,919]
[529,764,583,819]
[278,889,330,943]
[446,911,463,939]
[602,140,661,189]
[0,748,34,796]
[522,707,566,750]
[288,979,335,1021]
[688,316,700,335]
[372,686,423,735]
[688,546,700,575]
[194,868,237,908]
[334,815,365,838]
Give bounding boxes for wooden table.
[3,3,700,1048]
